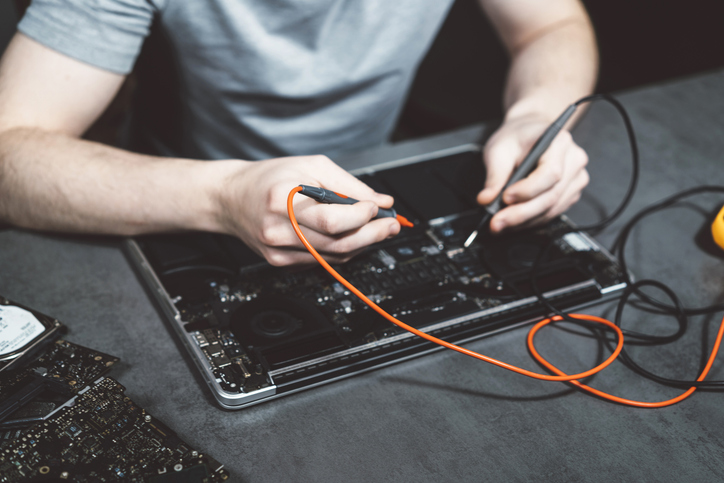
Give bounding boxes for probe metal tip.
[396,214,414,228]
[463,230,478,248]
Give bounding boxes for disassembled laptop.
[127,147,628,409]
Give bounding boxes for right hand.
[214,155,401,266]
[477,114,589,233]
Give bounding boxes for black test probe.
[298,185,414,227]
[463,103,578,247]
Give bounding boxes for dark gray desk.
[2,70,723,482]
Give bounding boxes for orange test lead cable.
[287,186,724,407]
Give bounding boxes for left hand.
[477,113,589,233]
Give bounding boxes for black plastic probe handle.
[299,185,356,204]
[486,103,578,215]
[298,185,397,219]
[375,207,397,219]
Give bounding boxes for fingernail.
[491,219,506,232]
[478,190,493,203]
[389,222,400,236]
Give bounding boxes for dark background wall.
[0,1,19,53]
[395,0,724,139]
[2,0,724,142]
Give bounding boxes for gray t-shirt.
[19,0,454,160]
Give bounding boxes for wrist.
[504,94,566,124]
[504,87,594,129]
[193,159,251,234]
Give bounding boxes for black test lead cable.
[610,185,724,389]
[287,91,724,406]
[529,93,640,323]
[525,96,724,389]
[464,93,639,246]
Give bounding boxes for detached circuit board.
[0,297,229,482]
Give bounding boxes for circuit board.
[133,212,627,408]
[0,298,230,482]
[0,340,118,426]
[0,377,228,482]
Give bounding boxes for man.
[0,0,595,266]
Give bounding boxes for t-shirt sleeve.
[18,0,159,75]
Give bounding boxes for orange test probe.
[297,185,413,228]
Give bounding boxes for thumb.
[478,135,522,205]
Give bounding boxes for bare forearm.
[503,17,598,122]
[0,128,233,235]
[476,0,597,231]
[0,33,399,266]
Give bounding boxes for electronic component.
[0,297,230,482]
[0,377,229,482]
[0,296,65,372]
[0,339,117,426]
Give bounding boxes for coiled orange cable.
[288,186,724,407]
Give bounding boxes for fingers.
[299,216,399,257]
[479,118,590,233]
[296,200,382,235]
[261,216,400,267]
[261,200,399,247]
[306,155,395,209]
[502,131,587,205]
[227,154,402,267]
[478,132,523,205]
[263,155,394,216]
[489,143,589,233]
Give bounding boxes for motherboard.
[1,377,226,482]
[135,214,626,407]
[0,298,229,482]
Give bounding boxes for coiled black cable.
[527,93,724,389]
[614,185,724,316]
